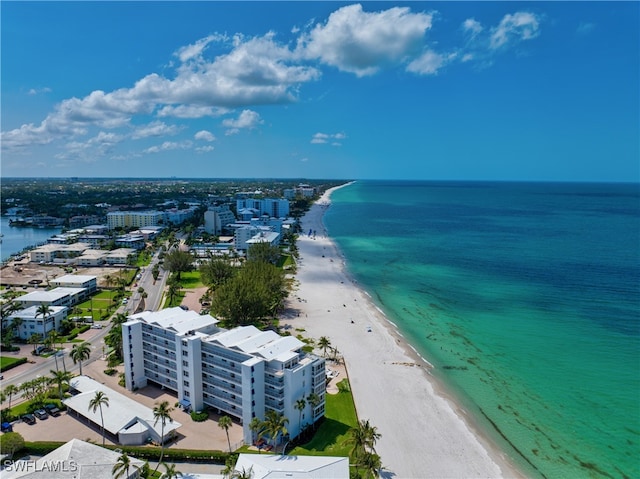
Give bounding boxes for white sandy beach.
[285,184,523,478]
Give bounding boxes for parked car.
[44,404,61,417]
[1,422,13,432]
[33,409,48,420]
[21,414,36,425]
[91,324,103,329]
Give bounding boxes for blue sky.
[2,2,638,181]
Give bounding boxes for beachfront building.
[64,376,182,446]
[3,305,67,340]
[122,308,326,445]
[28,243,92,263]
[234,454,349,478]
[204,204,237,235]
[283,185,317,199]
[50,274,97,293]
[233,225,281,252]
[236,198,290,219]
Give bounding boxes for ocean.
[0,216,61,262]
[324,181,640,479]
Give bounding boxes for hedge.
[21,442,235,464]
[0,357,28,372]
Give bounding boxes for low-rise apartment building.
[122,308,326,445]
[50,274,97,293]
[4,305,67,340]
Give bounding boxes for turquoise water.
[325,181,640,479]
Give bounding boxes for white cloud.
[462,18,484,38]
[175,34,222,62]
[194,130,216,142]
[132,121,181,139]
[157,105,228,119]
[576,22,595,36]
[222,110,263,135]
[195,145,215,153]
[298,4,433,76]
[407,50,452,75]
[311,132,346,145]
[143,140,192,154]
[490,12,541,50]
[27,87,52,96]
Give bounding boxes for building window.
[182,350,188,357]
[182,360,189,367]
[183,380,190,387]
[184,371,189,377]
[184,391,190,397]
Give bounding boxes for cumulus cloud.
[462,18,484,38]
[222,110,263,135]
[194,130,216,142]
[407,50,453,75]
[298,4,433,76]
[195,145,215,153]
[143,140,192,154]
[490,12,541,50]
[157,105,228,119]
[132,121,181,139]
[311,132,346,145]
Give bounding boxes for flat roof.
[16,287,85,302]
[234,453,349,479]
[10,305,66,318]
[52,274,97,283]
[209,326,304,362]
[64,376,181,439]
[128,307,219,335]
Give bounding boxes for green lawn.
[177,271,204,289]
[163,291,186,309]
[289,379,358,457]
[0,356,27,370]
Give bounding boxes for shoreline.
[285,183,524,478]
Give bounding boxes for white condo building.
[236,198,290,219]
[122,308,326,444]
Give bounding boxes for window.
[184,391,190,397]
[182,350,188,357]
[183,380,190,387]
[184,371,189,377]
[182,360,189,367]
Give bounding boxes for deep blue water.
[325,181,640,479]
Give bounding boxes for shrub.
[190,410,209,422]
[0,357,28,372]
[104,368,117,376]
[78,324,91,334]
[0,432,25,458]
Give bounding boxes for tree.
[263,410,288,449]
[306,392,321,430]
[0,432,25,458]
[359,451,383,479]
[294,398,306,435]
[28,333,43,353]
[249,417,264,445]
[152,264,160,283]
[35,303,53,339]
[105,324,124,361]
[167,282,181,306]
[4,384,19,411]
[231,467,254,479]
[318,336,331,357]
[104,274,115,305]
[50,369,72,400]
[163,249,194,281]
[70,342,91,376]
[160,462,183,479]
[199,257,234,288]
[247,242,281,265]
[153,400,174,470]
[348,419,381,460]
[218,415,233,453]
[112,452,139,479]
[89,390,110,446]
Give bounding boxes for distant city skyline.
[2,2,638,181]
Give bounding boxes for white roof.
[209,326,304,362]
[129,307,219,334]
[63,376,181,440]
[10,305,66,318]
[2,438,145,479]
[52,274,96,283]
[234,454,349,479]
[16,287,85,303]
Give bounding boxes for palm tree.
[50,369,72,400]
[359,451,383,479]
[10,316,23,339]
[70,342,91,376]
[88,390,110,446]
[249,417,264,446]
[231,466,254,479]
[294,397,306,435]
[104,274,115,306]
[160,462,183,479]
[47,330,62,351]
[35,303,53,339]
[112,452,139,479]
[4,384,19,411]
[318,336,331,357]
[167,282,181,306]
[28,333,43,353]
[306,392,321,429]
[348,419,382,459]
[153,400,174,470]
[218,415,233,453]
[264,410,288,449]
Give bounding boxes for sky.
[1,1,638,181]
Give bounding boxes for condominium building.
[4,305,67,340]
[122,308,326,444]
[204,205,237,235]
[50,274,97,293]
[107,211,164,229]
[236,198,290,219]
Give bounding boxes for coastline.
[285,183,524,478]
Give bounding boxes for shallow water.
[325,181,640,479]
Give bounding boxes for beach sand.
[283,184,523,478]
